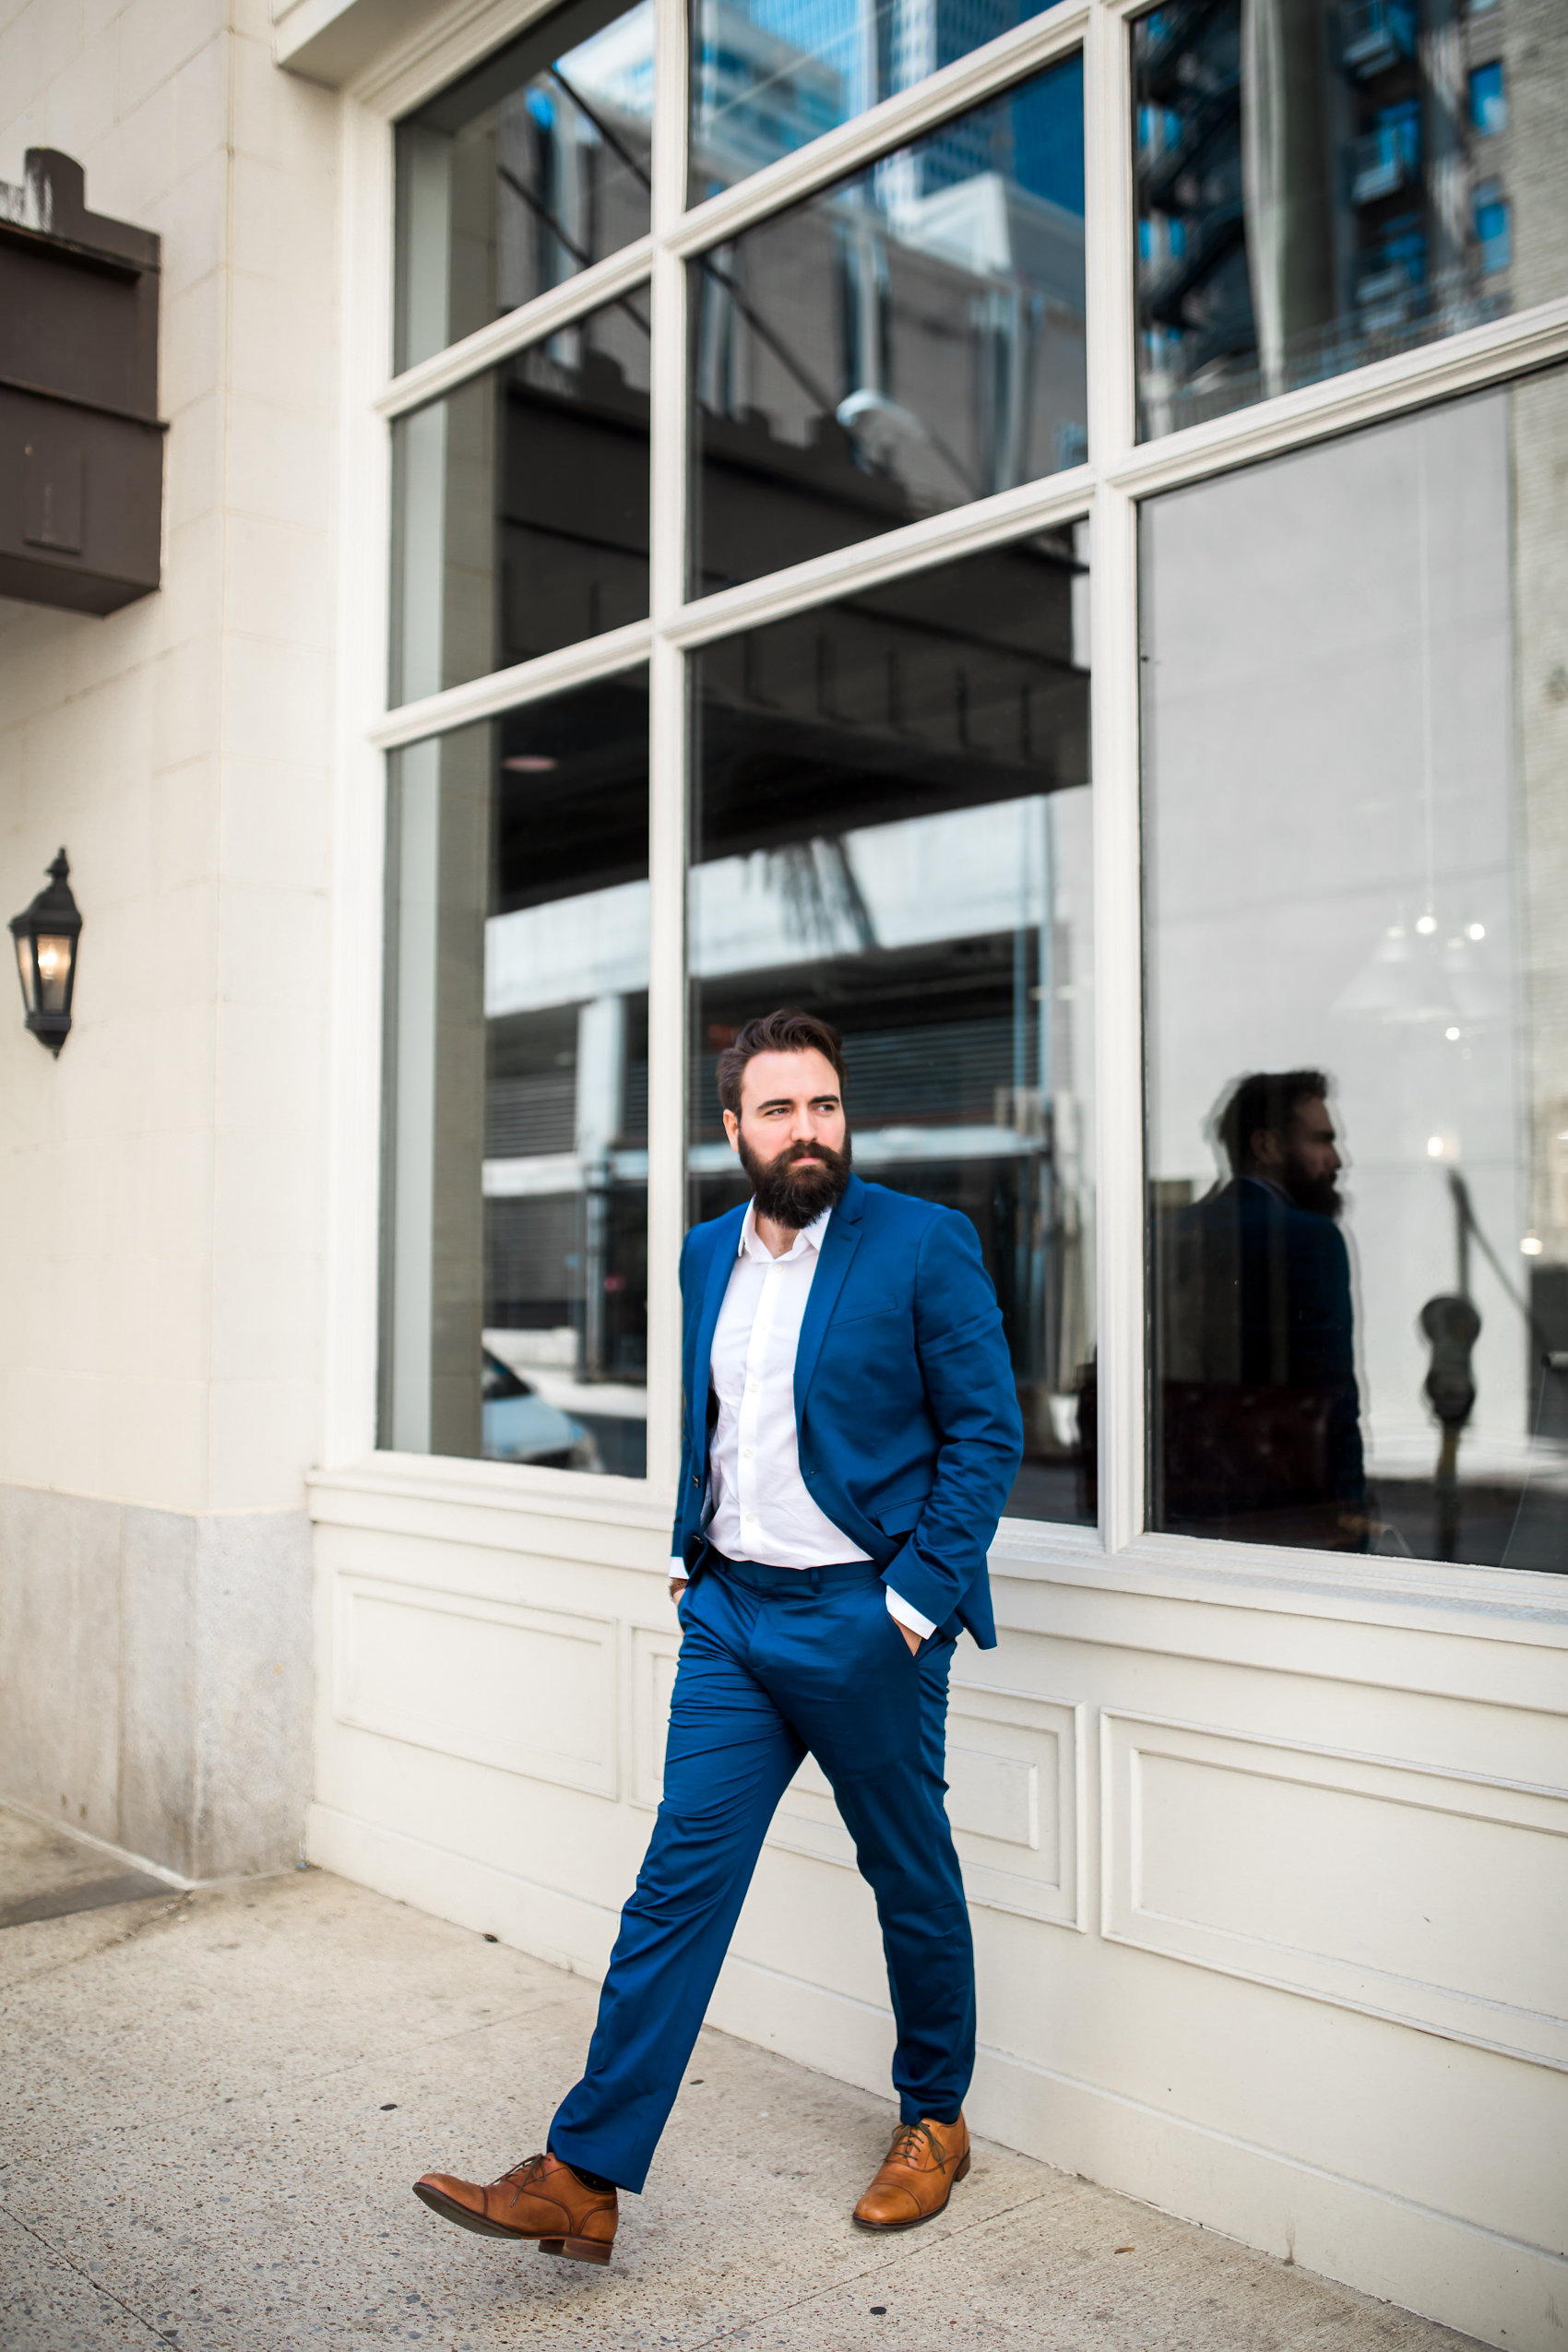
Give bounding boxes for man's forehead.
[741,1047,840,1101]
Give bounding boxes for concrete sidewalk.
[0,1807,1482,2352]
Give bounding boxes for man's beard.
[1282,1154,1343,1219]
[738,1132,853,1229]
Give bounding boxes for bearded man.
[415,1007,1023,2263]
[1156,1067,1368,1550]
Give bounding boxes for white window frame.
[319,0,1568,1639]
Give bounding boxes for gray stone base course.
[0,1484,311,1880]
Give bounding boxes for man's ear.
[723,1109,741,1154]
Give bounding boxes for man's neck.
[754,1209,801,1259]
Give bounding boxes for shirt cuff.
[885,1586,936,1641]
[669,1559,688,1584]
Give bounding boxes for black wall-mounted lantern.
[10,849,82,1056]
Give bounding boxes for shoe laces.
[885,2121,939,2171]
[499,2153,550,2204]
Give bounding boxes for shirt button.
[747,1379,758,1392]
[744,1511,756,1523]
[742,1446,754,1458]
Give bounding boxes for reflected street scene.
[692,534,1097,1524]
[695,50,1087,590]
[694,0,1064,191]
[1143,377,1568,1568]
[382,679,652,1479]
[380,527,1097,1517]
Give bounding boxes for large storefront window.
[375,0,1568,1566]
[691,532,1096,1522]
[1132,0,1568,440]
[1143,374,1568,1568]
[382,678,650,1475]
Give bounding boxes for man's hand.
[670,1577,687,1607]
[897,1620,921,1657]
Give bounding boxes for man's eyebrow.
[754,1092,840,1111]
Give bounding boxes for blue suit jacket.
[670,1172,1024,1648]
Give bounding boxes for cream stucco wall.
[0,0,340,1874]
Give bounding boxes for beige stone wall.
[0,0,341,1871]
[0,0,339,1517]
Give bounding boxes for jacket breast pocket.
[832,1297,905,1328]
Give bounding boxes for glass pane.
[33,935,71,1014]
[1143,374,1568,1570]
[693,0,1064,194]
[395,0,654,373]
[1132,0,1568,440]
[389,293,650,706]
[694,52,1087,593]
[690,529,1096,1525]
[381,676,650,1477]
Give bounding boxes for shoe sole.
[411,2184,612,2263]
[851,2148,970,2230]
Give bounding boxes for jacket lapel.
[690,1205,745,1460]
[793,1174,865,1420]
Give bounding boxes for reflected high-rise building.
[1132,0,1531,436]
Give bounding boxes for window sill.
[992,1516,1568,1647]
[308,1448,674,1540]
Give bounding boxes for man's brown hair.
[715,1008,848,1116]
[1217,1069,1330,1174]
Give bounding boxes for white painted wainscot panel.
[1102,1711,1568,2070]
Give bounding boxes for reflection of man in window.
[1156,1069,1367,1550]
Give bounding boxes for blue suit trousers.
[548,1552,976,2193]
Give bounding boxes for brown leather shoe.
[412,2151,617,2264]
[852,2115,970,2229]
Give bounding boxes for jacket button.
[691,1473,699,1486]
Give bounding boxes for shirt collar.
[738,1198,833,1263]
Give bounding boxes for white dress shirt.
[670,1201,936,1639]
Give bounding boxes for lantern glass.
[33,934,72,1013]
[13,934,30,1013]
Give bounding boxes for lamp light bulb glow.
[1522,1233,1544,1257]
[1416,913,1437,934]
[1427,1135,1444,1158]
[1445,1026,1460,1040]
[1467,922,1486,941]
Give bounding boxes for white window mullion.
[1087,477,1143,1556]
[376,240,655,422]
[646,0,694,1502]
[1085,0,1135,472]
[1085,2,1142,1554]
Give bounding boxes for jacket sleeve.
[670,1229,696,1559]
[881,1208,1023,1631]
